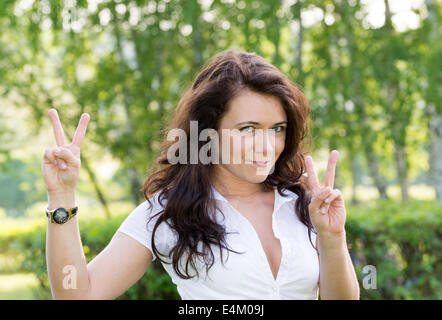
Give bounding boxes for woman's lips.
[253,161,269,168]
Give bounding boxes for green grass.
[342,183,436,202]
[0,200,135,300]
[0,273,41,299]
[0,200,134,237]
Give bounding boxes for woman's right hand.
[42,109,90,194]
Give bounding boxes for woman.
[43,49,359,300]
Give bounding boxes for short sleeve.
[116,194,164,261]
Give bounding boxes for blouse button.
[271,285,279,297]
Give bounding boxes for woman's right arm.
[46,190,154,300]
[44,109,153,300]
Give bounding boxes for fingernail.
[54,148,61,154]
[61,162,67,169]
[324,198,330,203]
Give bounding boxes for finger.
[309,186,332,215]
[320,189,344,214]
[305,155,320,189]
[53,147,81,168]
[324,150,339,188]
[324,188,343,205]
[43,148,57,166]
[72,113,90,148]
[48,108,66,147]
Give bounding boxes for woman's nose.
[253,129,276,158]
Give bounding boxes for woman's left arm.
[317,231,360,299]
[305,151,360,300]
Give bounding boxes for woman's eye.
[272,126,286,133]
[239,126,285,134]
[240,126,254,133]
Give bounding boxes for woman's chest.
[228,199,282,279]
[194,208,319,287]
[159,202,320,298]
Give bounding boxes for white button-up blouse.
[117,185,320,300]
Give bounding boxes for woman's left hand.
[304,150,346,235]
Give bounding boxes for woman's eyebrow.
[235,121,287,126]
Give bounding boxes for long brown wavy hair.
[142,49,315,279]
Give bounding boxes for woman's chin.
[245,166,273,183]
[218,163,274,185]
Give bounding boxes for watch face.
[53,208,69,224]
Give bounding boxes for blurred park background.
[0,0,441,299]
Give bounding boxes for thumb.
[53,147,80,168]
[309,186,332,214]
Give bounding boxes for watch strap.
[46,205,78,223]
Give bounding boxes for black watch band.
[46,206,78,224]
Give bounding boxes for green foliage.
[346,200,442,299]
[0,156,47,217]
[0,0,440,207]
[1,200,440,299]
[0,0,441,301]
[2,214,179,299]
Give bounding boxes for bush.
[4,215,180,300]
[1,199,441,299]
[346,199,442,299]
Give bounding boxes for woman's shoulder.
[145,191,166,211]
[119,192,166,229]
[117,192,171,262]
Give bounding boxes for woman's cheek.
[227,134,250,164]
[241,136,253,163]
[275,135,285,157]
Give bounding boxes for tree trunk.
[384,0,410,201]
[80,153,112,219]
[425,0,442,202]
[428,108,442,201]
[293,0,303,82]
[129,166,143,205]
[348,148,359,205]
[359,111,389,199]
[393,142,409,201]
[64,129,112,220]
[114,21,144,207]
[191,0,204,69]
[363,143,389,200]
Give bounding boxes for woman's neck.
[211,165,267,200]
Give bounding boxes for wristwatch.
[46,206,78,224]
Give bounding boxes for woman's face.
[215,89,287,184]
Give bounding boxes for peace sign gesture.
[42,109,90,193]
[304,150,346,235]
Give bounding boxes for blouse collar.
[211,185,298,212]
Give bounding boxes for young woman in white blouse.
[43,49,360,300]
